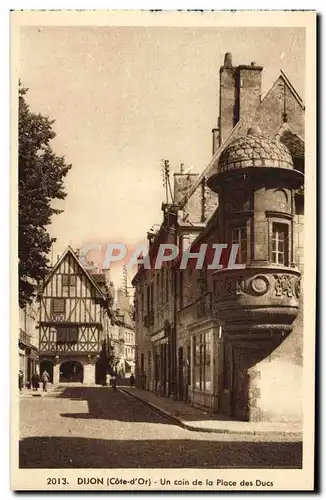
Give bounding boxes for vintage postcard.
[11,10,316,491]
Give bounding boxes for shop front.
[151,330,169,395]
[188,320,223,412]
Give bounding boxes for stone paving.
[19,385,302,469]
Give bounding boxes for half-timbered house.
[38,247,112,384]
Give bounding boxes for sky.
[19,25,305,288]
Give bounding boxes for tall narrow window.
[151,282,154,317]
[140,291,144,319]
[146,285,150,314]
[165,268,169,302]
[179,271,183,309]
[272,223,289,265]
[157,273,160,305]
[231,226,247,264]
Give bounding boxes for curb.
[120,389,303,438]
[120,388,184,428]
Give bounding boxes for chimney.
[234,61,263,127]
[212,122,220,155]
[218,53,263,145]
[219,53,236,146]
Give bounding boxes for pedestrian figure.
[41,370,50,392]
[105,373,111,387]
[129,374,135,387]
[18,370,24,392]
[31,372,40,392]
[111,374,117,391]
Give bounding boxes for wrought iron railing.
[19,328,32,346]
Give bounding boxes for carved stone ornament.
[214,276,245,299]
[274,274,294,298]
[250,275,269,296]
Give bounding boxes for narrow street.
[19,386,302,469]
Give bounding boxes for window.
[165,268,169,302]
[193,332,211,392]
[186,268,193,304]
[157,273,160,303]
[52,298,65,314]
[231,226,247,264]
[56,326,78,343]
[187,268,192,287]
[179,271,184,309]
[139,291,144,320]
[150,282,154,311]
[161,269,164,299]
[272,223,289,265]
[62,275,76,288]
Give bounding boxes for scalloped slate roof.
[218,128,293,172]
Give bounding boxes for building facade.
[133,53,304,422]
[38,247,113,384]
[19,302,39,386]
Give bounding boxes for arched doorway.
[59,360,84,383]
[40,360,54,383]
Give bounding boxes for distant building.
[110,288,136,378]
[133,53,304,422]
[38,247,114,384]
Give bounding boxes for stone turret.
[207,126,303,421]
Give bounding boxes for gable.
[42,248,104,299]
[255,75,305,138]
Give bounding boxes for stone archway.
[59,360,84,383]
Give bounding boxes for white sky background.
[19,25,305,287]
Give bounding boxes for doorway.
[59,360,84,383]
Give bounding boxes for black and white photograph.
[11,10,316,491]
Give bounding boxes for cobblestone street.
[19,386,302,469]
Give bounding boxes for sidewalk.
[121,387,302,438]
[19,383,65,398]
